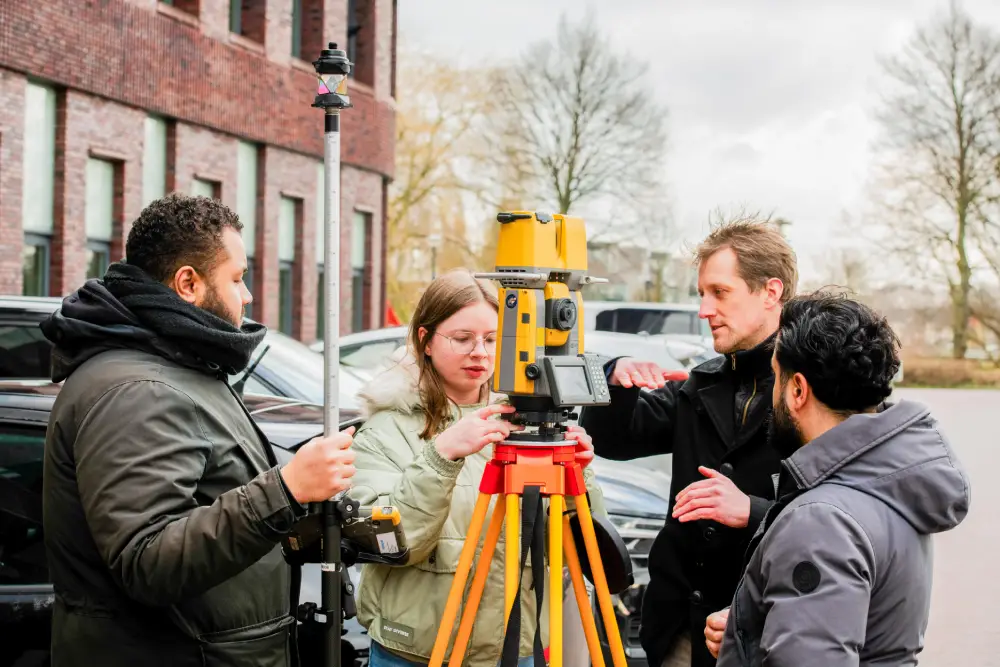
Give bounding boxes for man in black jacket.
[579,218,798,667]
[42,194,356,666]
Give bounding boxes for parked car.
[583,301,718,364]
[0,380,670,666]
[0,295,367,411]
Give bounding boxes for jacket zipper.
[741,377,757,426]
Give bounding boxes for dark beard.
[767,391,806,459]
[202,284,242,328]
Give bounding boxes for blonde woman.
[350,269,605,667]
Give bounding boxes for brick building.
[0,0,396,341]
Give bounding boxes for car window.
[595,308,699,336]
[0,325,52,379]
[341,339,405,370]
[0,424,48,585]
[239,373,281,398]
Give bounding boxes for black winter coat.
[579,335,782,667]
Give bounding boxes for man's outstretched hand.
[609,359,689,389]
[673,466,751,527]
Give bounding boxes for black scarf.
[43,262,266,381]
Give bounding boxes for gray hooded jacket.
[716,399,971,667]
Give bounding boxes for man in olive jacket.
[579,219,798,667]
[41,194,356,667]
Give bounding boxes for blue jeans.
[369,641,536,667]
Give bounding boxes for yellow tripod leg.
[449,496,507,667]
[563,514,605,667]
[428,492,492,667]
[504,493,520,629]
[548,494,564,667]
[573,494,628,667]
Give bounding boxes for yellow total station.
[477,211,609,405]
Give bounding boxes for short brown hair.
[695,216,798,303]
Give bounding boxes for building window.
[347,0,374,86]
[143,116,167,208]
[22,81,56,294]
[237,141,258,319]
[293,0,324,62]
[191,177,220,200]
[279,196,299,336]
[229,0,241,33]
[390,0,398,97]
[86,157,117,280]
[160,0,199,16]
[230,0,265,44]
[351,210,372,332]
[291,0,302,58]
[86,241,111,281]
[22,234,49,297]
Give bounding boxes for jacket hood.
[783,399,971,535]
[357,348,503,418]
[41,280,164,382]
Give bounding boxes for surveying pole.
[312,41,353,667]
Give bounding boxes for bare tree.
[474,13,670,242]
[870,2,1000,358]
[385,50,492,318]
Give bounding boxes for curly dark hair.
[125,193,243,283]
[775,290,901,413]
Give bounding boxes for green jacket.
[44,348,303,667]
[349,357,606,666]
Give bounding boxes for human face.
[421,301,498,404]
[198,228,253,328]
[697,247,780,354]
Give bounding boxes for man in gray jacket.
[707,291,971,666]
[41,193,356,666]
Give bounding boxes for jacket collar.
[782,399,930,490]
[725,331,777,378]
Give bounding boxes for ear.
[171,265,202,305]
[789,371,810,411]
[418,326,431,357]
[763,277,784,309]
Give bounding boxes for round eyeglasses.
[435,332,497,355]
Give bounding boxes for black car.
[0,380,670,666]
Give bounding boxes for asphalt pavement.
[893,388,998,667]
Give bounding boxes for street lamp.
[427,232,442,280]
[312,41,352,667]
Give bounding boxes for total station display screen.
[553,364,591,398]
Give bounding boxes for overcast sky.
[398,0,1000,282]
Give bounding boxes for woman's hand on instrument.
[435,404,518,461]
[565,424,595,469]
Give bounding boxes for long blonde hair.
[409,269,499,439]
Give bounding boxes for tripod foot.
[573,494,629,667]
[450,496,508,667]
[428,492,492,667]
[563,513,605,667]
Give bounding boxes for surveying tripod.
[428,438,628,667]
